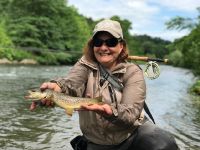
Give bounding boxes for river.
[0,65,199,150]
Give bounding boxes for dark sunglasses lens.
[93,39,103,47]
[93,38,119,47]
[106,38,118,47]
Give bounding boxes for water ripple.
[0,65,199,150]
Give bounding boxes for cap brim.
[93,30,120,39]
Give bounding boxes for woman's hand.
[80,103,113,116]
[29,82,61,110]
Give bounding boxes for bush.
[54,52,73,64]
[0,47,33,61]
[35,51,81,65]
[168,50,184,67]
[12,49,33,61]
[190,80,200,95]
[36,52,58,65]
[0,21,13,47]
[0,47,14,60]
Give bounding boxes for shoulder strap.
[98,64,156,124]
[99,64,123,91]
[144,102,155,124]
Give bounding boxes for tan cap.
[93,19,123,39]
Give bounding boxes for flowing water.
[0,65,199,150]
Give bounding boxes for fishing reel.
[128,56,168,80]
[144,61,160,80]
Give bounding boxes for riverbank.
[190,80,200,95]
[0,58,38,65]
[1,58,199,96]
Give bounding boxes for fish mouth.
[24,95,41,101]
[24,95,30,99]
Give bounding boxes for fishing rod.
[128,55,168,80]
[128,56,168,63]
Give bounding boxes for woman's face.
[93,32,123,69]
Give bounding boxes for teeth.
[99,52,110,56]
[101,54,108,56]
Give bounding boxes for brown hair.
[83,38,129,63]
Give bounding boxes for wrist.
[110,103,118,117]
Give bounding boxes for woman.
[30,19,179,150]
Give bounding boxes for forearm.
[50,61,89,97]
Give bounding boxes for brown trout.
[25,89,103,115]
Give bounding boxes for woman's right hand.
[29,82,62,110]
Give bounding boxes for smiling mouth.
[98,52,111,56]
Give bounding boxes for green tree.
[166,7,200,31]
[5,0,90,52]
[0,21,13,47]
[166,7,200,75]
[130,35,170,57]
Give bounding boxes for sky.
[67,0,200,41]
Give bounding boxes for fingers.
[74,108,86,111]
[29,82,59,111]
[40,82,61,92]
[40,83,49,91]
[80,104,113,116]
[40,99,55,107]
[29,102,37,111]
[81,104,102,111]
[44,100,52,106]
[103,104,113,115]
[29,100,55,111]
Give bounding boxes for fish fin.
[65,108,74,116]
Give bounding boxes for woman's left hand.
[80,103,113,116]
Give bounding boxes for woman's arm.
[54,61,90,97]
[81,65,146,128]
[30,60,90,110]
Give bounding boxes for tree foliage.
[166,7,200,31]
[3,0,91,52]
[131,35,170,57]
[0,21,13,47]
[0,0,171,65]
[166,7,200,76]
[166,16,195,31]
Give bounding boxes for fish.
[25,89,103,116]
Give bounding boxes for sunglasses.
[93,38,121,47]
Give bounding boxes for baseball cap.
[93,19,123,39]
